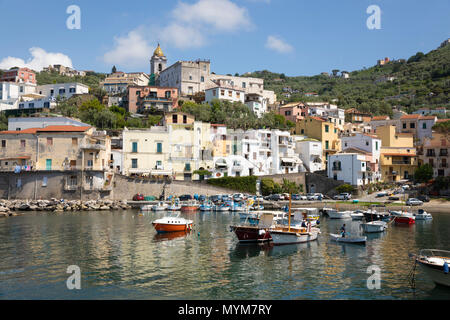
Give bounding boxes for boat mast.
[288,193,292,232]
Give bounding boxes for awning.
[215,159,228,167]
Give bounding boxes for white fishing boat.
[361,220,388,233]
[167,200,181,211]
[140,204,153,211]
[213,203,230,212]
[330,233,367,244]
[414,209,433,220]
[328,210,352,219]
[351,211,365,220]
[321,207,336,217]
[152,201,168,211]
[413,249,450,287]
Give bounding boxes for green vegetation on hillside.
[36,71,106,89]
[249,44,450,116]
[181,99,294,130]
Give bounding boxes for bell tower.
[150,43,167,77]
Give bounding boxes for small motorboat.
[327,210,352,219]
[230,203,245,212]
[361,221,388,233]
[412,249,450,287]
[414,209,433,220]
[330,233,367,244]
[180,200,199,212]
[214,203,230,212]
[364,209,390,221]
[152,201,168,211]
[393,212,415,224]
[351,211,365,220]
[250,205,264,211]
[199,202,212,211]
[230,213,274,243]
[269,227,320,245]
[152,215,193,233]
[140,204,153,211]
[167,200,181,211]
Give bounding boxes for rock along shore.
[0,199,132,217]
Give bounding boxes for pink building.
[126,86,179,113]
[0,67,36,84]
[278,102,308,123]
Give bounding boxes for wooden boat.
[351,211,365,220]
[180,200,199,212]
[230,213,274,243]
[328,210,352,219]
[361,221,387,233]
[364,209,390,222]
[414,209,433,220]
[268,193,320,245]
[152,215,193,233]
[413,249,450,287]
[330,233,367,244]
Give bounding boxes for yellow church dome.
[153,44,164,57]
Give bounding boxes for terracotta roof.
[382,153,416,156]
[0,128,38,134]
[371,116,389,121]
[36,126,91,132]
[361,133,380,139]
[418,116,437,120]
[309,116,326,122]
[341,147,371,155]
[436,119,450,123]
[0,156,31,160]
[400,114,421,120]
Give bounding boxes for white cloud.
[103,29,154,68]
[103,0,254,61]
[172,0,252,32]
[265,35,293,54]
[0,47,73,71]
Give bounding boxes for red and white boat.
[180,200,199,212]
[394,212,416,224]
[230,213,275,243]
[152,215,193,233]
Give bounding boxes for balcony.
[232,162,243,171]
[80,143,106,151]
[439,150,448,157]
[440,163,448,168]
[64,184,78,191]
[392,161,412,165]
[426,151,436,157]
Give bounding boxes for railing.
[80,143,106,151]
[426,152,436,157]
[439,151,448,157]
[440,163,448,168]
[392,161,412,165]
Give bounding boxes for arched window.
[158,64,162,72]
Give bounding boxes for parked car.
[334,193,352,200]
[254,195,264,202]
[406,198,423,206]
[388,196,400,201]
[376,192,388,198]
[402,185,410,190]
[307,193,323,201]
[268,194,282,201]
[179,194,192,201]
[282,193,290,200]
[132,194,145,201]
[291,194,301,200]
[417,195,430,202]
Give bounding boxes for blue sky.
[0,0,449,76]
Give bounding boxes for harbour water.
[0,209,449,299]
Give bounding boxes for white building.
[417,116,437,144]
[205,85,245,104]
[37,83,89,100]
[245,93,267,118]
[100,72,150,94]
[327,153,371,186]
[413,108,447,116]
[18,95,56,110]
[294,137,323,172]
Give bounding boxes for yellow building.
[376,125,417,182]
[294,116,341,168]
[0,125,111,172]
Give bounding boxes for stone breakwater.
[0,199,132,217]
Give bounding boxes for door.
[46,159,52,170]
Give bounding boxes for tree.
[414,164,433,183]
[111,65,117,74]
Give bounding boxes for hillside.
[249,43,450,116]
[35,71,107,89]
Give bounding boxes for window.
[410,123,415,129]
[20,140,25,148]
[47,137,53,146]
[59,88,65,95]
[301,129,304,134]
[50,89,54,96]
[46,159,52,170]
[422,123,426,129]
[131,159,138,168]
[200,76,204,82]
[20,86,24,93]
[158,64,162,72]
[228,91,232,97]
[165,91,171,98]
[44,102,50,108]
[132,142,138,153]
[185,163,191,171]
[325,140,329,149]
[403,123,406,129]
[242,82,246,88]
[1,140,5,148]
[28,103,34,108]
[72,138,78,146]
[366,141,369,146]
[221,90,225,96]
[325,125,329,133]
[19,104,24,109]
[189,75,192,80]
[183,115,187,124]
[212,90,216,96]
[236,92,240,99]
[375,141,379,151]
[156,160,162,168]
[69,88,76,93]
[172,114,178,123]
[87,160,93,167]
[156,142,162,153]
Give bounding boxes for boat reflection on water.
[260,241,319,257]
[365,231,386,241]
[230,243,264,260]
[153,230,191,242]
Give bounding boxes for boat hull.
[395,216,415,224]
[231,226,272,242]
[181,206,199,212]
[328,211,351,219]
[418,262,450,287]
[152,222,192,233]
[270,230,318,245]
[330,233,366,244]
[361,221,387,233]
